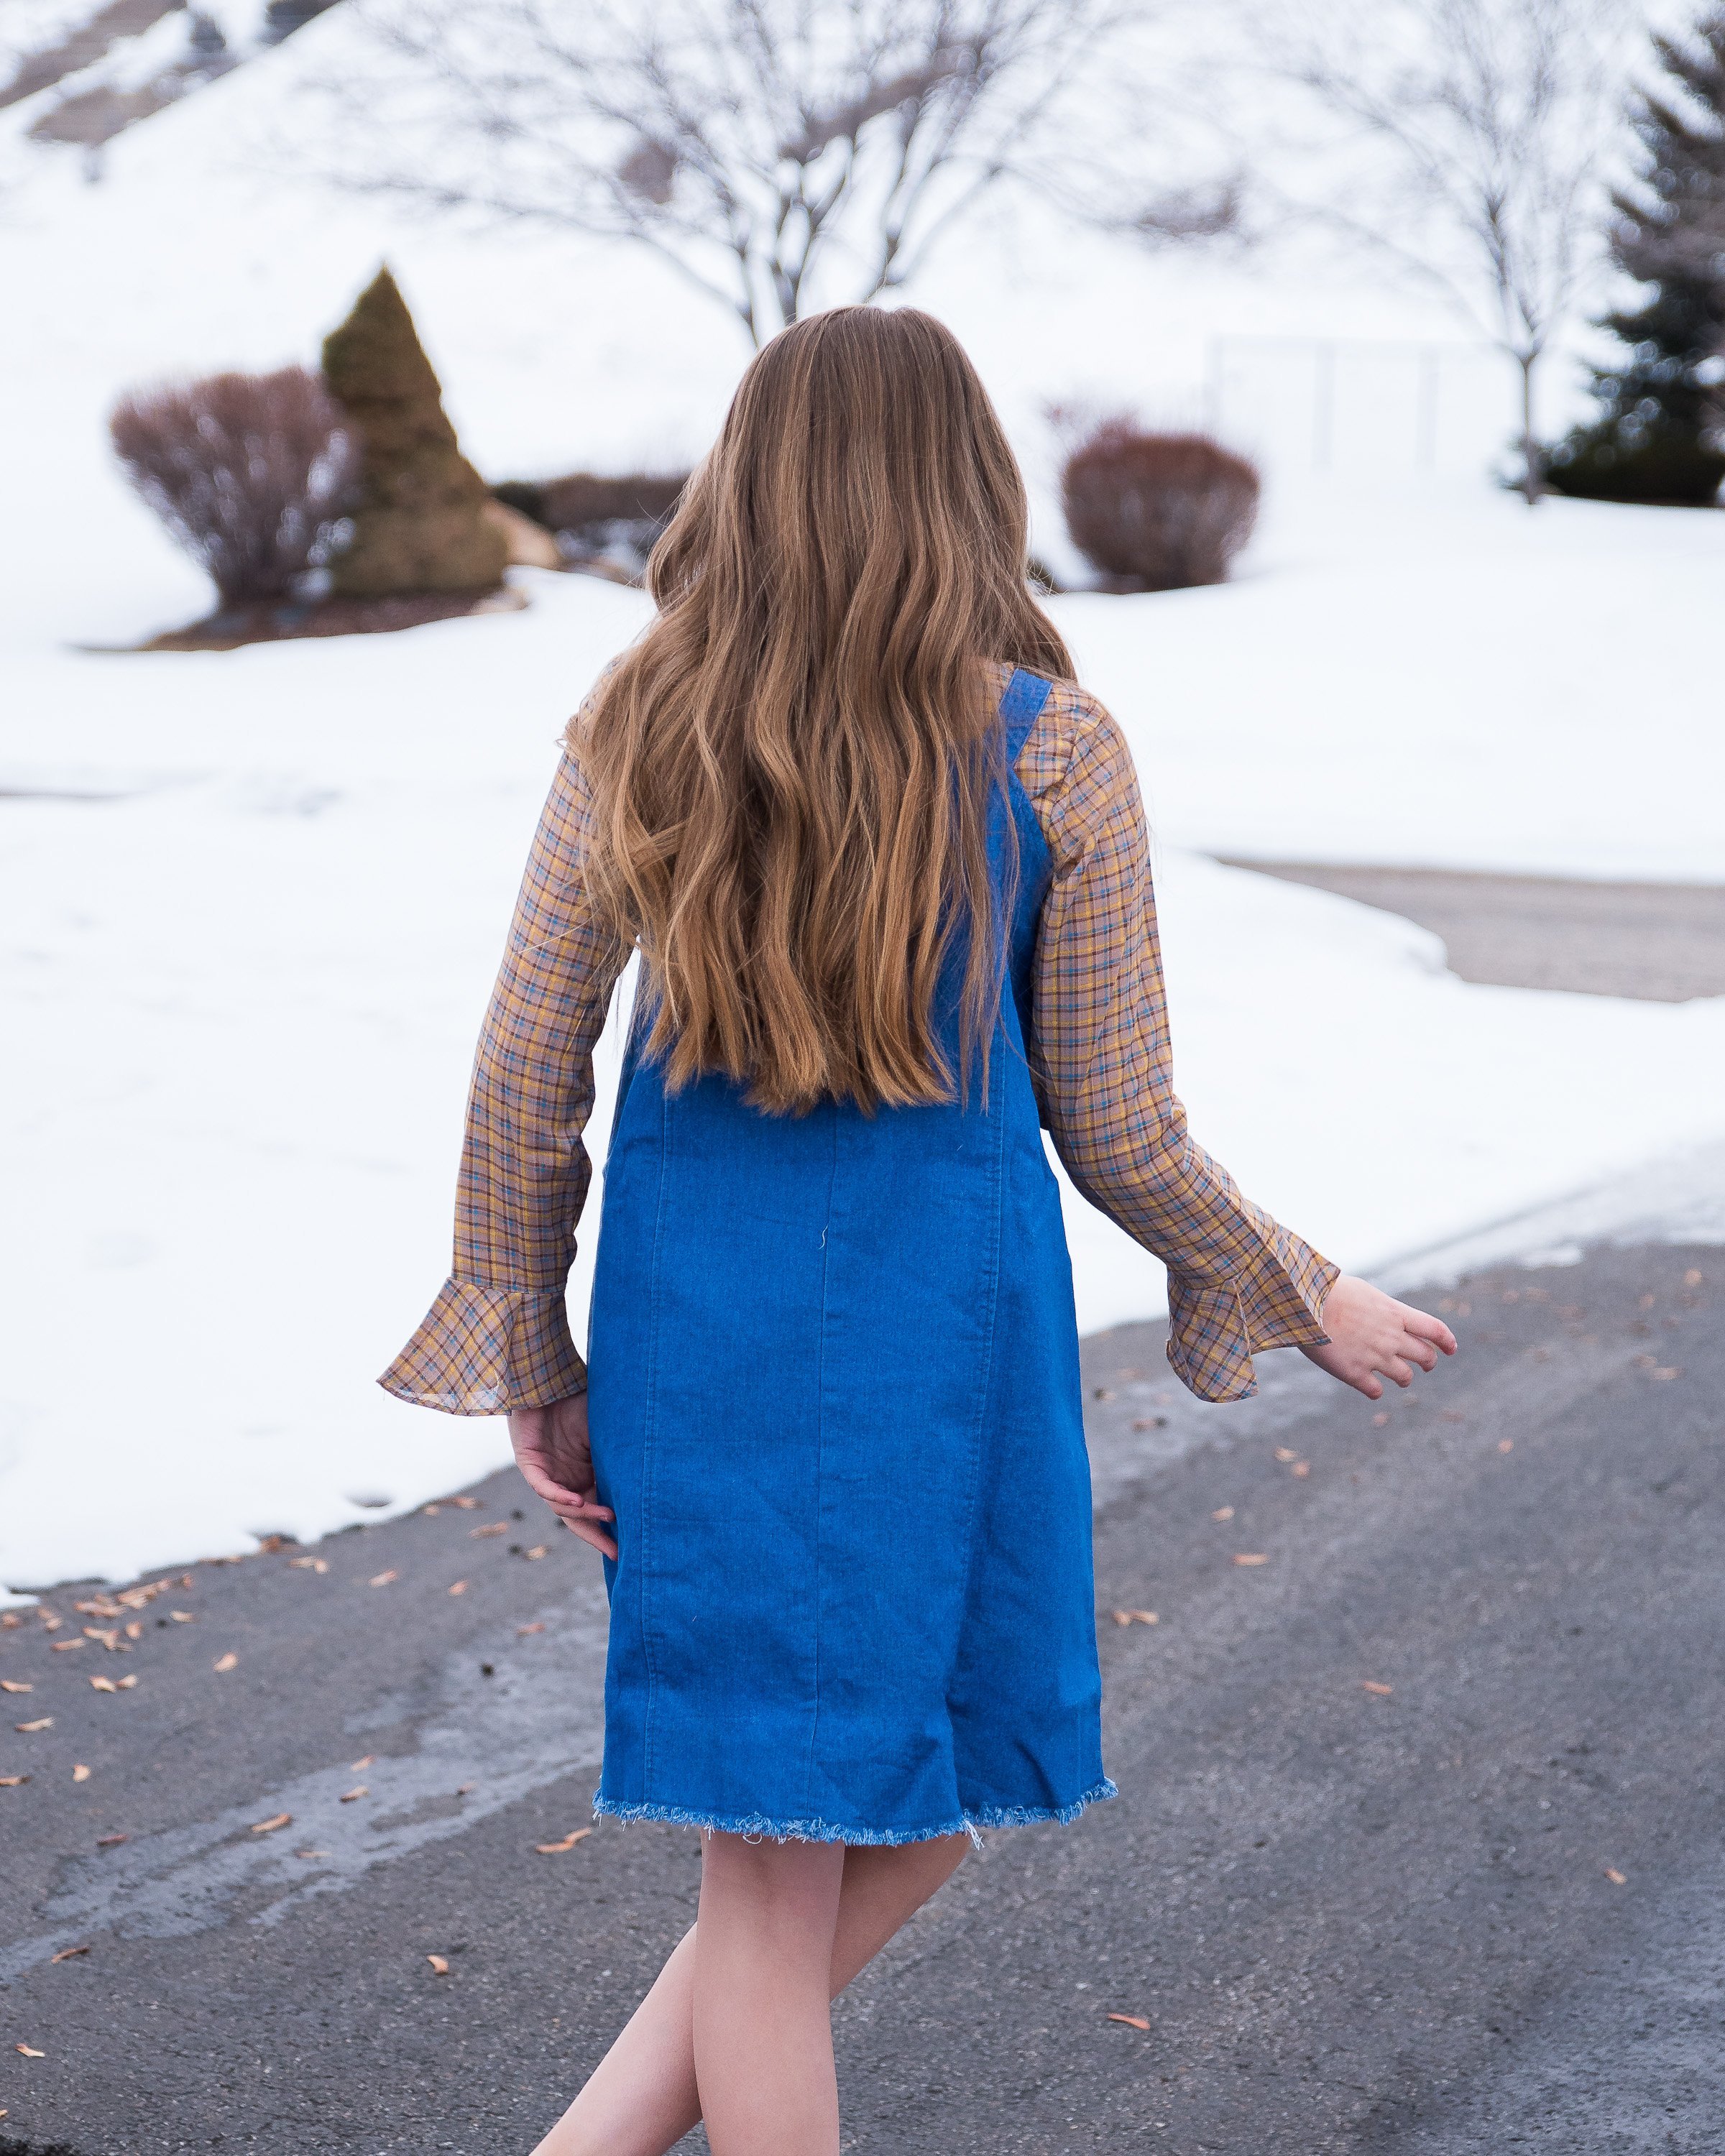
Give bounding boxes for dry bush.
[109,367,359,607]
[496,470,690,577]
[1062,424,1259,592]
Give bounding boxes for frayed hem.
[590,1779,1118,1848]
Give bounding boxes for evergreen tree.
[320,267,507,598]
[1549,9,1725,507]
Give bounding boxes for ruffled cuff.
[1165,1230,1338,1404]
[378,1278,588,1416]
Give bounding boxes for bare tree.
[1241,0,1637,500]
[316,0,1197,346]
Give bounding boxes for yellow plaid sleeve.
[379,744,629,1414]
[1018,680,1338,1403]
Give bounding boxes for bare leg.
[532,1831,968,2156]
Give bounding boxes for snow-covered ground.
[4,8,1724,1597]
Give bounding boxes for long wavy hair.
[574,305,1073,1115]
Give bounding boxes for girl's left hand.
[509,1393,617,1558]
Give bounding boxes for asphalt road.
[1219,862,1725,1003]
[1,1240,1720,2156]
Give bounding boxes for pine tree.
[1548,10,1725,507]
[320,267,507,597]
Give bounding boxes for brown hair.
[574,306,1073,1115]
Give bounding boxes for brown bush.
[1062,425,1259,593]
[110,366,359,607]
[495,471,689,577]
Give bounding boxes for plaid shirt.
[380,669,1335,1415]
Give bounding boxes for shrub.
[321,265,507,598]
[1062,424,1259,592]
[109,366,359,608]
[496,470,690,578]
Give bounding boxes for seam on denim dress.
[637,1077,674,1797]
[803,1101,842,1816]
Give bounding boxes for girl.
[382,306,1455,2156]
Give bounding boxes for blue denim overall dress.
[585,669,1113,1843]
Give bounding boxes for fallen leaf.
[50,1945,90,1962]
[1131,1416,1167,1431]
[525,1545,548,1560]
[470,1522,508,1539]
[423,1503,441,1516]
[1652,1367,1681,1381]
[213,1652,238,1673]
[0,1775,28,1787]
[15,1717,52,1732]
[72,1764,91,1782]
[1092,1387,1116,1401]
[1361,1681,1394,1697]
[1371,1411,1390,1428]
[15,2045,45,2058]
[116,1674,138,1690]
[0,1678,33,1694]
[296,1850,331,1859]
[1499,1440,1514,1454]
[517,1622,546,1636]
[1605,1866,1627,1886]
[456,1782,476,1796]
[1210,1506,1234,1522]
[451,1496,481,1510]
[1274,1447,1298,1462]
[96,1833,128,1846]
[1110,1609,1158,1627]
[83,1627,119,1649]
[52,1638,84,1651]
[170,1611,195,1622]
[289,1557,329,1574]
[535,1828,594,1853]
[1291,1461,1311,1478]
[1683,1268,1703,1287]
[1232,1553,1269,1567]
[427,1954,450,1974]
[125,1621,143,1640]
[341,1787,368,1802]
[351,1754,374,1771]
[38,1613,63,1631]
[89,1675,117,1693]
[448,1580,469,1596]
[250,1812,292,1835]
[369,1570,398,1588]
[1107,2013,1150,2030]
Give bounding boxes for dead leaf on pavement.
[96,1833,127,1847]
[423,1503,441,1516]
[451,1496,481,1510]
[517,1623,546,1636]
[1683,1268,1703,1287]
[0,1775,28,1787]
[369,1570,397,1588]
[456,1782,476,1796]
[1211,1506,1234,1522]
[1291,1461,1311,1478]
[72,1764,91,1782]
[116,1674,137,1690]
[1232,1554,1269,1567]
[341,1787,368,1803]
[15,1717,52,1732]
[1107,2014,1150,2030]
[50,1946,91,1962]
[15,2045,44,2057]
[250,1812,292,1835]
[1361,1682,1394,1697]
[89,1676,117,1693]
[1274,1447,1298,1462]
[1372,1411,1389,1427]
[0,1680,32,1694]
[289,1557,329,1574]
[1605,1866,1627,1886]
[525,1546,548,1560]
[170,1611,195,1623]
[296,1850,331,1859]
[125,1621,143,1640]
[1652,1367,1681,1381]
[213,1652,237,1673]
[351,1755,374,1771]
[535,1829,594,1854]
[51,1639,84,1651]
[1110,1610,1158,1627]
[1499,1439,1514,1453]
[470,1522,507,1539]
[448,1580,469,1595]
[427,1954,450,1974]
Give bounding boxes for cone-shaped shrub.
[321,266,507,597]
[1062,425,1259,593]
[109,365,358,607]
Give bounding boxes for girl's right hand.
[1300,1274,1458,1401]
